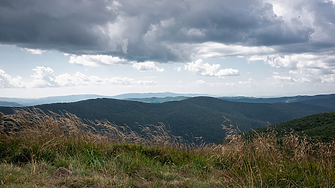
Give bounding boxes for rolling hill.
[218,94,335,104]
[0,101,22,107]
[0,97,322,143]
[240,112,335,142]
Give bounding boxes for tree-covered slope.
[0,97,320,143]
[182,97,318,124]
[276,102,335,112]
[245,112,335,141]
[300,96,335,109]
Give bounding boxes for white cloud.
[0,67,156,88]
[55,72,90,86]
[0,69,24,88]
[193,42,276,59]
[264,54,333,70]
[132,62,164,72]
[195,80,205,84]
[320,74,335,83]
[69,54,128,67]
[184,59,240,78]
[272,75,294,82]
[24,48,46,54]
[29,66,57,88]
[68,55,165,73]
[56,73,156,86]
[174,66,182,71]
[238,78,254,85]
[248,53,335,84]
[247,55,268,63]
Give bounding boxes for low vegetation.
[1,109,334,187]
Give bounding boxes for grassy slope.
[1,110,335,187]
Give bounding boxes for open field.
[1,109,335,187]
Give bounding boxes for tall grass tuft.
[0,108,335,187]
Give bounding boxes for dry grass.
[1,108,335,187]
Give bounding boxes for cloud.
[56,72,156,86]
[0,69,24,88]
[248,53,335,83]
[132,62,164,72]
[68,54,164,72]
[1,0,334,63]
[24,48,46,54]
[184,59,240,78]
[69,54,128,67]
[174,67,182,72]
[0,67,156,88]
[195,80,205,84]
[193,42,276,59]
[272,75,294,82]
[29,66,58,88]
[238,78,254,85]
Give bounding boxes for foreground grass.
[1,109,335,187]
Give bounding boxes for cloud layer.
[185,59,240,78]
[248,53,335,83]
[0,67,156,88]
[1,0,334,63]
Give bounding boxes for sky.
[0,0,335,98]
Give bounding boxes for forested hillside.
[242,112,335,142]
[0,97,322,143]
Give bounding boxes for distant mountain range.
[1,96,332,143]
[1,92,335,107]
[218,94,335,104]
[0,92,205,106]
[0,94,106,106]
[112,92,207,99]
[0,101,22,107]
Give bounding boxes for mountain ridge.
[0,96,324,143]
[1,92,335,106]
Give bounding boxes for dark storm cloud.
[273,0,335,54]
[0,0,118,52]
[0,0,333,62]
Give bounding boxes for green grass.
[1,109,335,187]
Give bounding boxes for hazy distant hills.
[0,94,107,106]
[0,92,202,106]
[0,101,22,107]
[1,92,335,107]
[219,94,335,104]
[0,96,324,143]
[125,96,190,103]
[112,92,206,99]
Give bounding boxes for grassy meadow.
[1,109,335,187]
